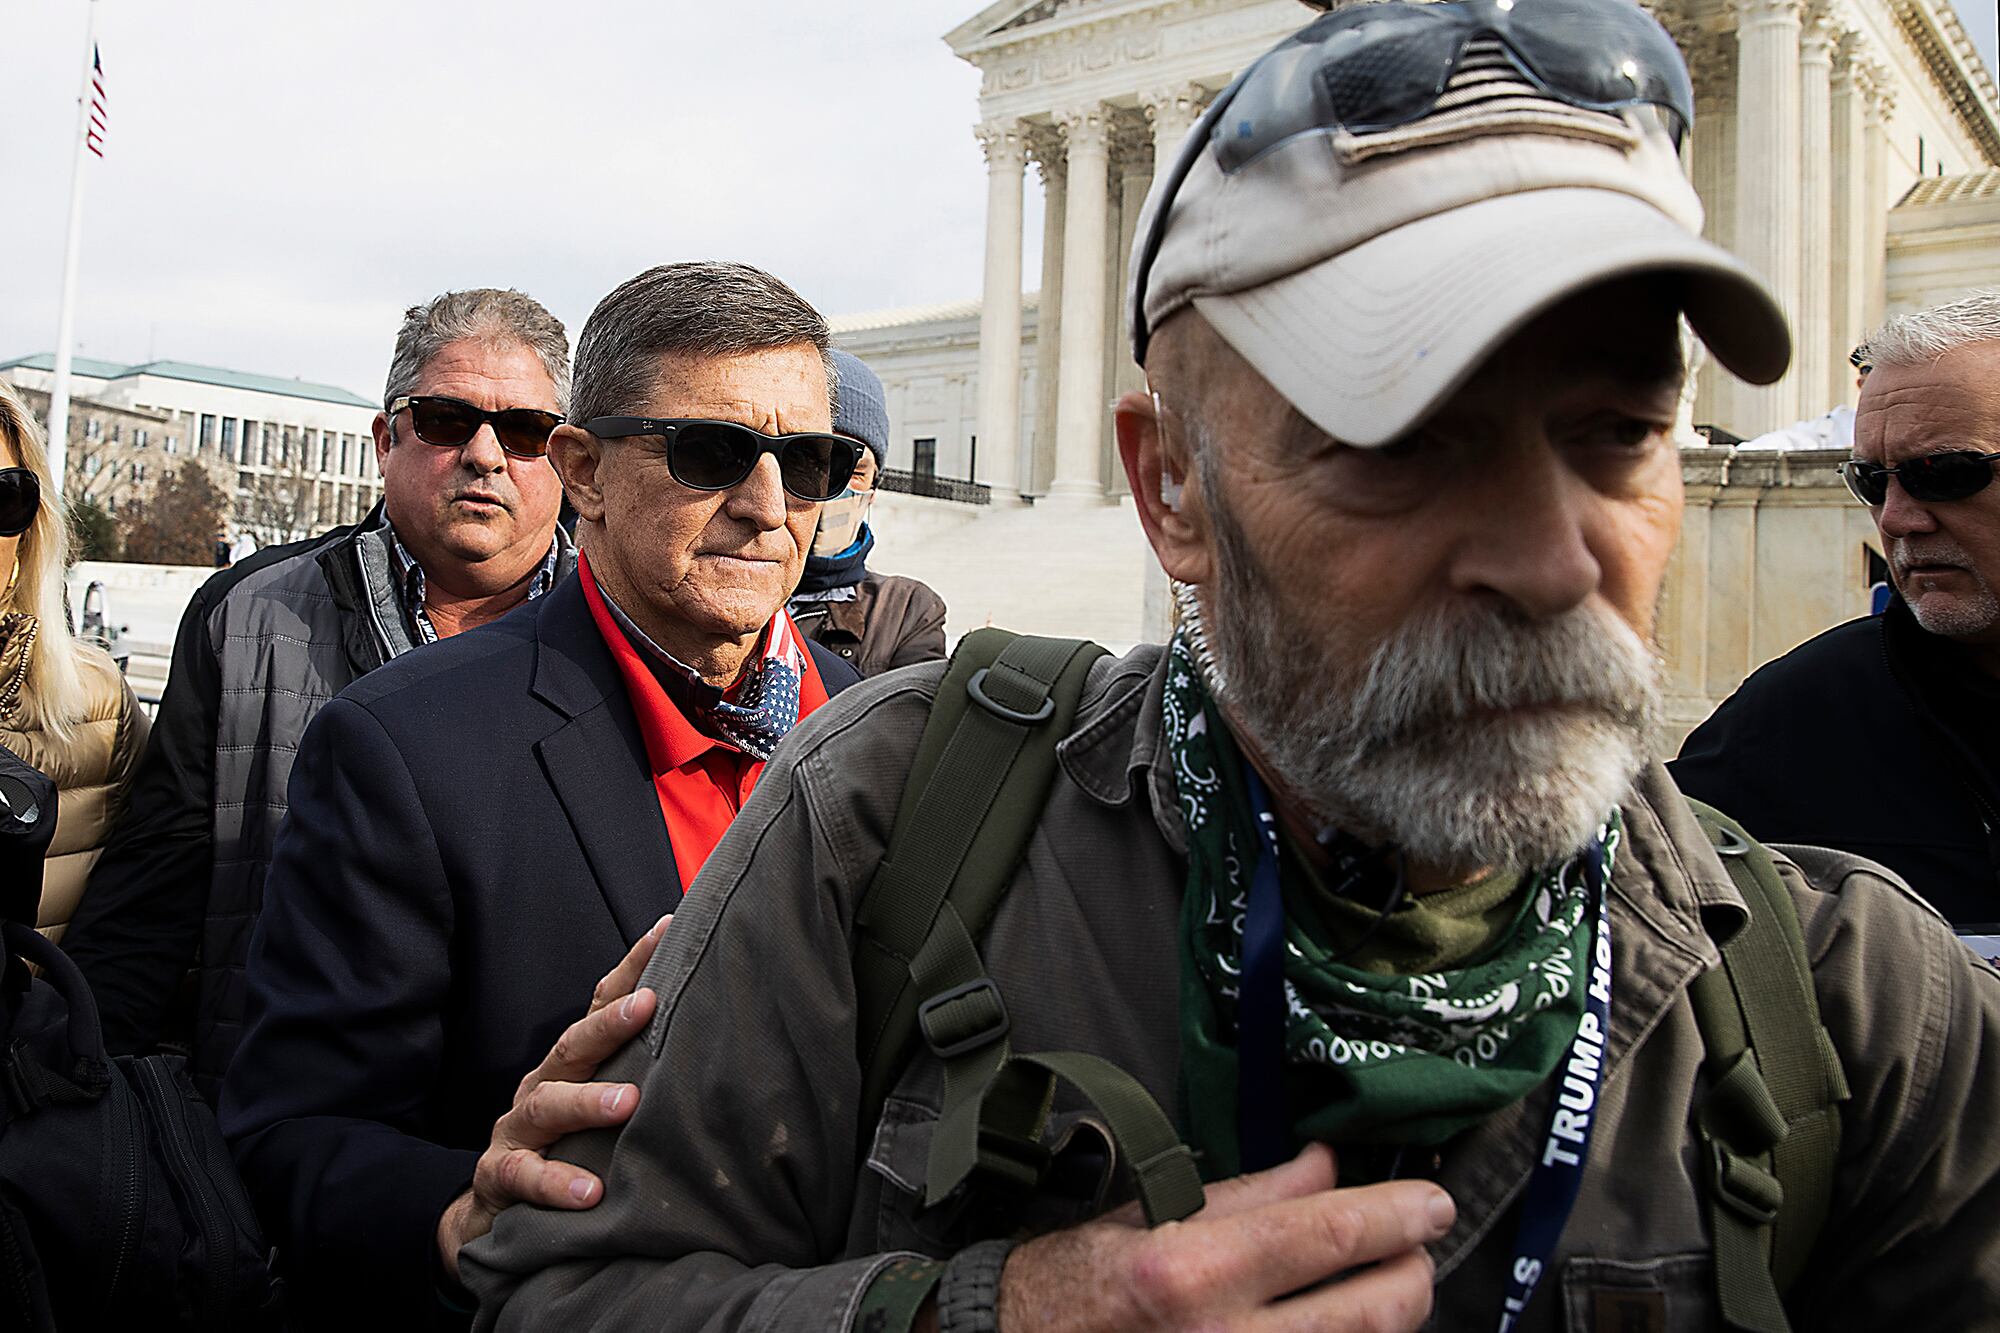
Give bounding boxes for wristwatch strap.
[936,1238,1016,1333]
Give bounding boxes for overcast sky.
[0,0,994,398]
[3,2,1997,401]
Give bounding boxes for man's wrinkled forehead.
[1856,347,2000,462]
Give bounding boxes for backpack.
[852,632,1849,1333]
[1,742,281,1331]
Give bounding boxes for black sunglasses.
[1842,451,2000,507]
[0,468,39,539]
[581,417,862,503]
[1132,0,1694,362]
[389,395,561,459]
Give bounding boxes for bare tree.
[236,444,323,547]
[124,461,229,565]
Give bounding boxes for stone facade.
[1661,446,1883,743]
[1886,167,2000,311]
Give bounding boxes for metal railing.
[878,469,991,506]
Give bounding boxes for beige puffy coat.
[1,641,148,943]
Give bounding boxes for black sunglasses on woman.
[0,468,39,538]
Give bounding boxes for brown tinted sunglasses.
[389,395,561,459]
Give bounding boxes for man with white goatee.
[1678,290,2000,927]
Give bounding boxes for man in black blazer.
[220,262,866,1330]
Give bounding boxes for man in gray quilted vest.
[64,288,575,1101]
[462,7,2000,1332]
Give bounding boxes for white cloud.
[0,0,992,397]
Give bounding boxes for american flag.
[85,46,106,158]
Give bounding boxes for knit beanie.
[830,349,889,466]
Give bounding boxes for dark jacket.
[1672,599,2000,924]
[790,572,947,677]
[63,508,577,1100]
[218,572,857,1331]
[462,647,2000,1331]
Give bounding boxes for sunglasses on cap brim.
[581,417,862,503]
[389,395,562,459]
[1131,0,1694,363]
[0,468,40,539]
[1841,451,2000,507]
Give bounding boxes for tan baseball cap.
[1130,32,1790,449]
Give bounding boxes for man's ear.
[371,411,393,475]
[548,425,607,524]
[1115,388,1211,587]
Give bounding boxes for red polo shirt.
[578,554,830,891]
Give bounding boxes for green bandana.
[1165,630,1620,1179]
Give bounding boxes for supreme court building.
[838,0,2000,500]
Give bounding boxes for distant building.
[4,383,192,521]
[1,354,383,543]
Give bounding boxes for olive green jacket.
[465,646,2000,1332]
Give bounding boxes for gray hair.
[1864,289,2000,370]
[382,288,572,415]
[568,261,836,424]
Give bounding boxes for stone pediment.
[998,1,1072,33]
[947,0,1165,55]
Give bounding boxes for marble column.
[1732,0,1807,435]
[1050,104,1112,504]
[974,119,1027,501]
[1029,129,1066,497]
[1829,38,1870,403]
[1103,117,1153,497]
[1689,30,1738,432]
[1796,10,1837,415]
[1861,65,1895,333]
[1142,83,1205,186]
[1113,152,1152,393]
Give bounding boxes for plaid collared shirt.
[387,523,562,646]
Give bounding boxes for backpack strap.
[852,632,1205,1227]
[1685,801,1851,1333]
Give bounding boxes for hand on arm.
[990,1144,1449,1333]
[436,913,671,1281]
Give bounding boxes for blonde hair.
[1,380,90,742]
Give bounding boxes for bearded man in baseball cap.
[464,5,2000,1330]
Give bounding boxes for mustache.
[1336,599,1658,752]
[1892,536,1972,574]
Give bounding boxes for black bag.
[1,743,280,1330]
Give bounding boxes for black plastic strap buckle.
[1711,1147,1784,1226]
[966,668,1055,725]
[918,978,1012,1059]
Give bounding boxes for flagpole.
[46,0,101,502]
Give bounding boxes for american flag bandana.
[706,613,811,761]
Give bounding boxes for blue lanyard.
[1236,763,1614,1325]
[1237,763,1291,1172]
[1497,855,1613,1331]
